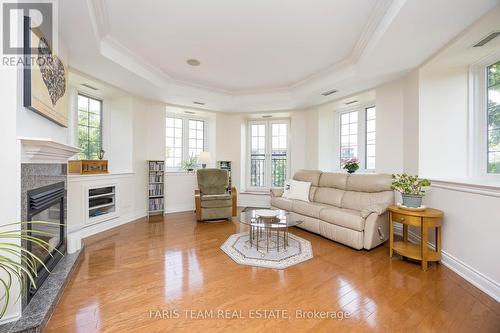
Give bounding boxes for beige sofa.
[270,170,394,250]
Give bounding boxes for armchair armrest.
[270,187,284,198]
[361,204,389,219]
[231,187,237,216]
[195,189,201,221]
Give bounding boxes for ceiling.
[60,0,500,112]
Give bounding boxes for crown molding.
[85,0,399,98]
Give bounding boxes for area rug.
[220,232,313,269]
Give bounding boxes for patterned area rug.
[220,232,313,269]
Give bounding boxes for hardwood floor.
[45,211,500,333]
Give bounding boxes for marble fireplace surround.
[0,139,82,333]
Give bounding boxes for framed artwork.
[23,16,68,127]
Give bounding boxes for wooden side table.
[388,205,444,271]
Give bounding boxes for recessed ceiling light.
[345,100,358,105]
[187,59,201,66]
[321,89,338,96]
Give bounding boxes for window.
[365,106,376,170]
[340,111,358,166]
[188,120,204,158]
[77,94,102,160]
[338,104,376,170]
[248,120,289,189]
[166,117,183,168]
[165,116,206,169]
[488,60,500,173]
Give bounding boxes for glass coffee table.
[239,209,303,252]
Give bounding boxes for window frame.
[165,113,208,171]
[365,106,376,170]
[336,102,376,172]
[469,52,500,179]
[77,93,103,160]
[246,118,291,192]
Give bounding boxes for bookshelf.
[148,160,165,218]
[217,161,232,190]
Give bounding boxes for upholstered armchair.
[195,168,237,221]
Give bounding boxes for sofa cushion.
[345,174,392,192]
[270,196,293,211]
[318,172,348,190]
[292,200,329,219]
[341,191,394,212]
[313,187,345,207]
[319,207,365,231]
[293,170,322,186]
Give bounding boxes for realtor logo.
[2,1,54,56]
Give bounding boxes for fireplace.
[26,181,66,303]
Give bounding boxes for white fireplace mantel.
[19,137,80,164]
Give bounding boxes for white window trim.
[165,113,208,171]
[76,92,103,160]
[335,102,376,172]
[246,118,291,192]
[469,51,500,180]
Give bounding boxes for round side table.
[388,205,444,271]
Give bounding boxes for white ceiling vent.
[473,31,500,47]
[321,89,338,96]
[81,83,98,90]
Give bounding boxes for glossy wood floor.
[45,211,500,333]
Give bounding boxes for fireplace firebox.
[26,181,66,303]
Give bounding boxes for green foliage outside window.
[488,61,500,173]
[78,95,102,160]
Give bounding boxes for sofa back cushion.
[293,170,322,186]
[341,191,394,211]
[318,172,348,190]
[345,174,392,192]
[313,187,345,207]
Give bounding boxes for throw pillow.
[287,180,311,202]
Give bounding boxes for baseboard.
[393,225,500,302]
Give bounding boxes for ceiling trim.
[86,0,402,97]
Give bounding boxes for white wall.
[419,66,469,179]
[403,71,419,174]
[104,97,134,173]
[424,185,500,301]
[0,60,22,324]
[375,79,405,173]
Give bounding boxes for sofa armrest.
[270,187,284,198]
[361,204,388,219]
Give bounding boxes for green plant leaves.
[391,173,431,196]
[0,221,62,318]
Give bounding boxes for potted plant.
[0,221,60,318]
[342,158,360,174]
[181,156,198,172]
[391,173,431,208]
